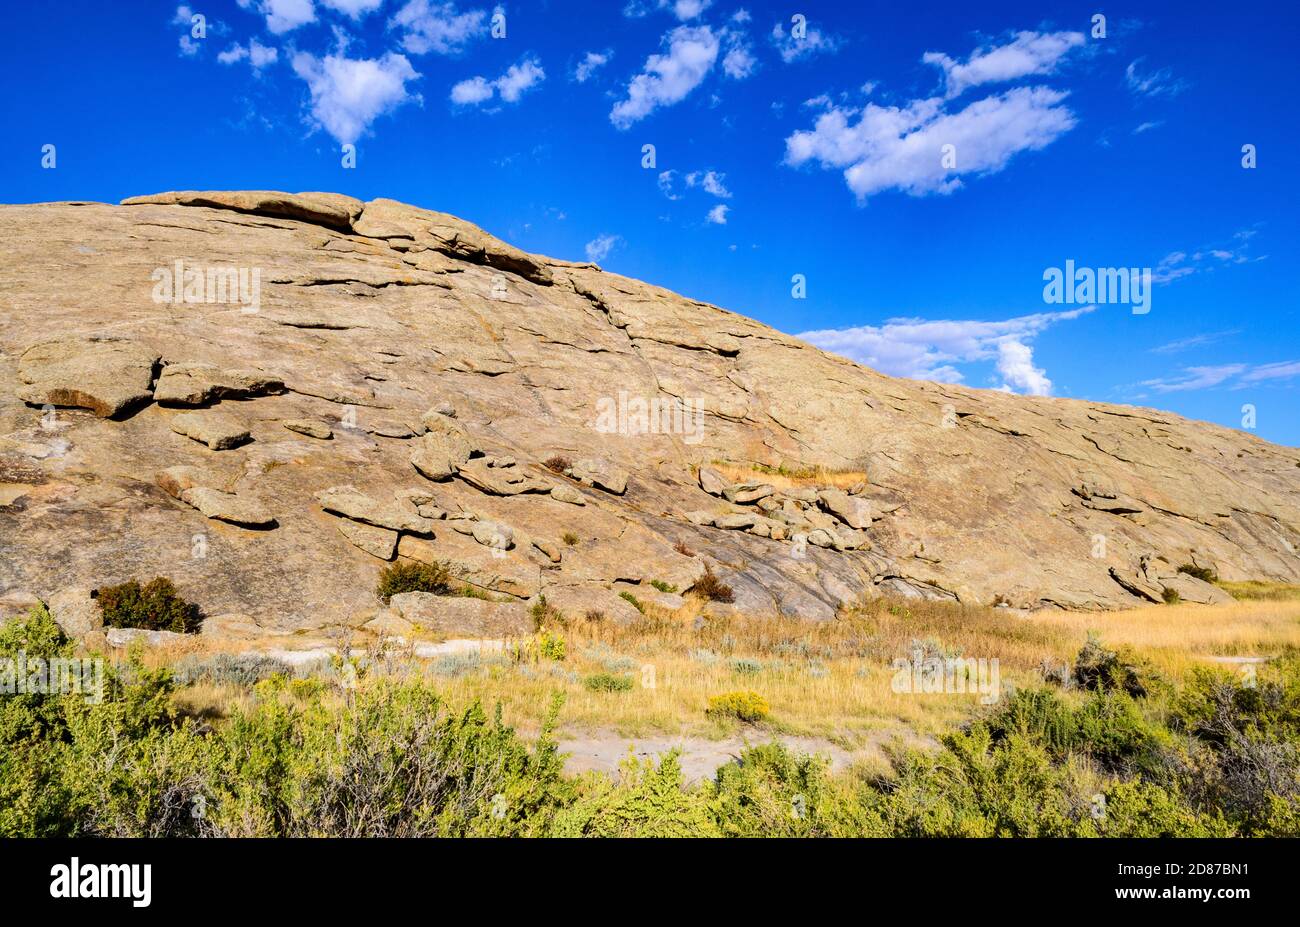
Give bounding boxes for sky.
[2,0,1297,444]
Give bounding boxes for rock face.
[1,191,1297,634]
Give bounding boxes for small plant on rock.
[96,577,201,633]
[1177,563,1219,584]
[691,566,734,604]
[544,455,572,474]
[562,531,580,546]
[649,579,678,594]
[376,560,453,604]
[619,591,646,614]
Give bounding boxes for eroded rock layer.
[1,191,1297,632]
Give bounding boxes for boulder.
[16,337,157,418]
[45,587,102,639]
[154,363,283,406]
[457,458,550,495]
[722,482,775,504]
[550,484,586,506]
[315,485,434,535]
[538,585,643,625]
[697,466,728,496]
[387,591,531,636]
[818,488,873,530]
[155,465,206,499]
[565,458,628,495]
[170,411,251,450]
[410,415,475,481]
[180,487,277,528]
[106,627,193,647]
[472,520,514,550]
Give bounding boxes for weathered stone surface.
[316,486,433,535]
[181,487,276,528]
[2,192,1298,636]
[457,458,550,496]
[170,411,251,449]
[46,587,102,639]
[105,627,192,647]
[722,482,774,504]
[539,585,642,625]
[17,337,157,418]
[283,418,333,439]
[156,466,205,499]
[155,363,283,406]
[818,489,873,530]
[472,520,514,550]
[565,458,628,495]
[410,415,475,481]
[387,591,531,636]
[122,190,363,230]
[550,484,586,506]
[336,519,399,560]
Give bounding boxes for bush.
[1161,587,1181,605]
[707,691,770,723]
[376,560,452,604]
[97,578,201,633]
[583,673,634,693]
[691,566,734,603]
[543,455,571,474]
[530,595,566,630]
[561,531,579,546]
[618,591,645,614]
[1070,636,1154,698]
[175,654,292,688]
[649,580,678,594]
[1177,563,1219,583]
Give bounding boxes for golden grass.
[709,460,869,491]
[137,592,1300,746]
[1216,580,1300,602]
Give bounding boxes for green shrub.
[530,595,566,630]
[1177,563,1219,583]
[96,578,201,633]
[175,654,292,688]
[583,673,634,693]
[1070,636,1155,698]
[707,690,770,723]
[376,560,452,604]
[649,580,678,594]
[550,752,719,838]
[1161,587,1181,605]
[618,591,645,614]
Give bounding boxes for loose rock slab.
[170,411,251,450]
[17,337,158,418]
[180,486,276,528]
[387,591,531,637]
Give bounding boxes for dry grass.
[709,460,869,491]
[130,591,1300,746]
[1216,580,1300,602]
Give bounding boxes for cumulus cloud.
[623,0,711,18]
[722,43,757,79]
[610,25,719,128]
[573,50,612,82]
[320,0,384,17]
[798,306,1093,392]
[770,18,842,63]
[218,39,279,69]
[785,86,1076,200]
[922,30,1084,99]
[686,170,731,197]
[585,234,622,263]
[451,56,545,107]
[389,0,489,55]
[706,204,729,224]
[291,51,421,144]
[239,0,317,34]
[1125,58,1189,98]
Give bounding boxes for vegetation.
[691,566,734,603]
[618,591,645,614]
[706,690,771,723]
[3,602,1300,837]
[649,580,678,594]
[1177,563,1219,583]
[376,560,453,603]
[1216,580,1300,602]
[583,673,634,693]
[97,577,201,633]
[543,455,571,474]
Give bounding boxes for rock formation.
[0,191,1296,634]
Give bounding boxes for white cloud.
[706,204,729,224]
[658,169,681,199]
[922,31,1084,99]
[1125,58,1189,98]
[1143,360,1300,393]
[218,39,279,69]
[996,339,1052,395]
[291,51,421,144]
[610,25,720,128]
[770,19,842,63]
[1133,120,1163,134]
[1150,330,1240,355]
[624,0,711,18]
[671,0,711,18]
[722,44,757,79]
[686,170,731,198]
[798,306,1093,391]
[389,0,489,55]
[451,56,545,107]
[574,50,612,83]
[241,0,317,34]
[585,234,622,262]
[179,35,200,57]
[320,0,384,17]
[172,5,195,25]
[785,85,1076,200]
[1152,231,1265,284]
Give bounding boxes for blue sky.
[3,0,1297,444]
